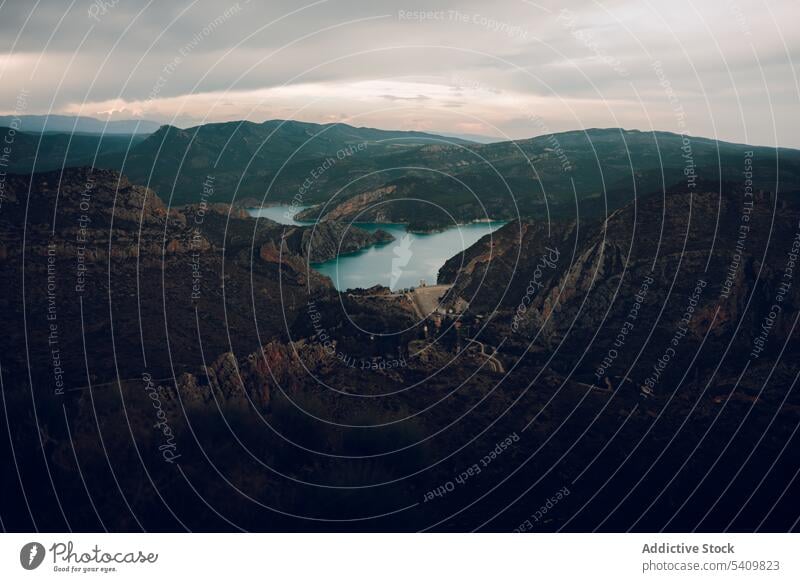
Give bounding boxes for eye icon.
[20,542,46,570]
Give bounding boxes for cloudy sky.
[1,0,798,146]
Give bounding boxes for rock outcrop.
[281,220,393,262]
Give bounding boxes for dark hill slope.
[98,120,472,204]
[0,126,147,173]
[297,129,800,230]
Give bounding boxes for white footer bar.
[1,533,797,580]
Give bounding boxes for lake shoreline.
[248,205,507,291]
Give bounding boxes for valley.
[2,110,799,533]
[1,154,798,531]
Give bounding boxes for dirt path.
[466,338,506,373]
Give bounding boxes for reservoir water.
[249,204,310,226]
[249,205,505,291]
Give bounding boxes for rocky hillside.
[440,186,800,392]
[281,220,393,263]
[0,167,333,386]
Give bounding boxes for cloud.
[0,0,797,146]
[378,94,431,102]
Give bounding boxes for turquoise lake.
[249,204,311,226]
[249,205,505,291]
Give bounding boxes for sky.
[0,0,798,147]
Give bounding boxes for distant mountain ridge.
[0,114,161,134]
[437,130,503,144]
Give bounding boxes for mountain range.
[6,119,798,234]
[1,159,798,531]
